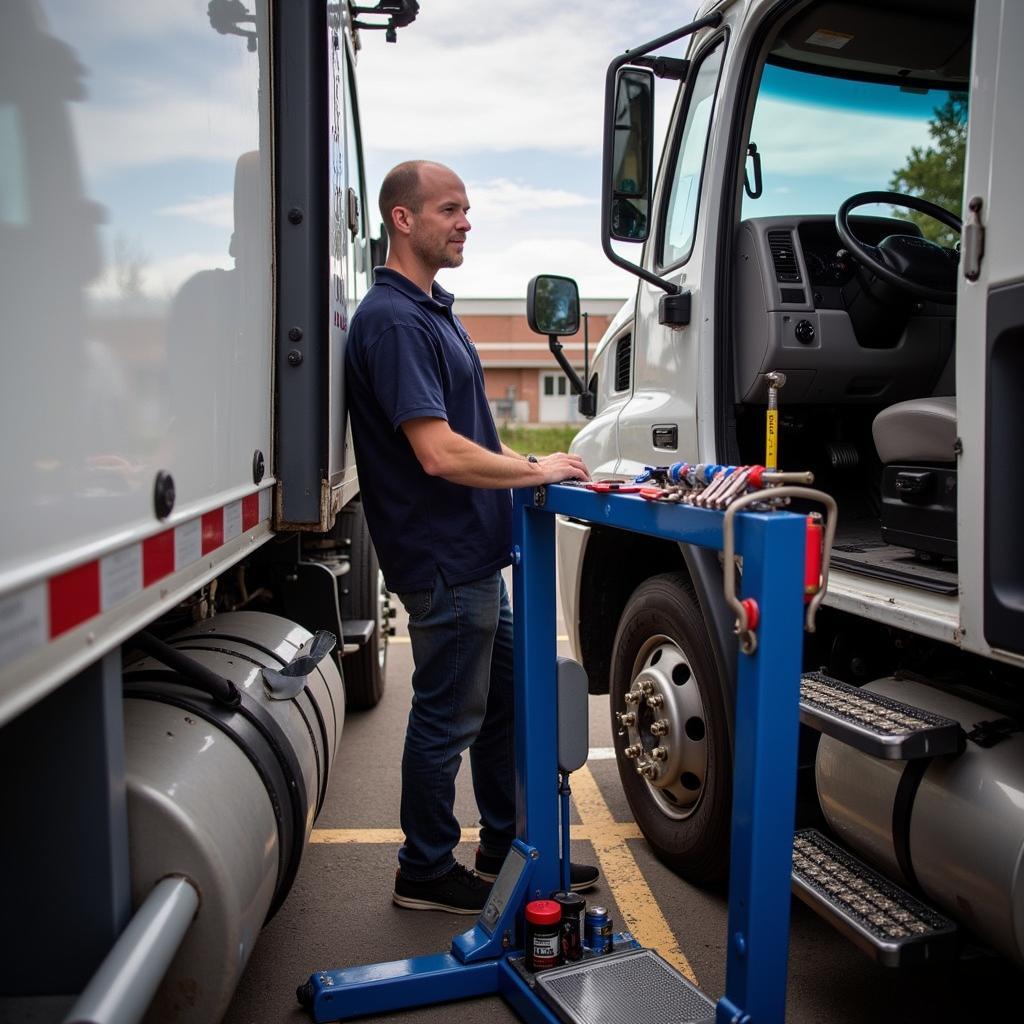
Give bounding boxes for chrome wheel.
[617,634,709,820]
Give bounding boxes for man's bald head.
[379,160,453,239]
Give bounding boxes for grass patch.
[498,425,579,456]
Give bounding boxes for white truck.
[536,0,1024,972]
[0,1,414,1020]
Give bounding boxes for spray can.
[525,899,562,971]
[552,890,585,962]
[584,906,612,954]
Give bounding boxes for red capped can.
[525,899,562,971]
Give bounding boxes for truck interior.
[721,0,973,595]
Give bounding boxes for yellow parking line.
[311,767,694,984]
[311,828,477,844]
[310,824,644,845]
[571,766,697,984]
[387,635,570,645]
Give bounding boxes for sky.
[352,0,700,300]
[31,0,947,307]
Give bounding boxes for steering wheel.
[835,191,961,304]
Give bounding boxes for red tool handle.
[585,482,642,493]
[805,515,823,602]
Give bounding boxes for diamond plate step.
[800,671,963,759]
[792,829,958,967]
[533,948,716,1024]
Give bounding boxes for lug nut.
[652,746,668,761]
[624,744,642,759]
[646,694,665,709]
[640,679,654,695]
[624,691,641,705]
[650,718,669,736]
[617,711,636,727]
[637,760,658,779]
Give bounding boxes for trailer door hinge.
[962,195,984,281]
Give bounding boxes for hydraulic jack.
[297,482,828,1024]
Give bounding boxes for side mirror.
[526,274,580,336]
[606,67,655,243]
[527,274,595,419]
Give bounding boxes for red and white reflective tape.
[0,488,272,670]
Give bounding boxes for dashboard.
[732,216,953,406]
[798,218,921,298]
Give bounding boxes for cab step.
[341,618,375,655]
[800,671,963,759]
[791,829,958,967]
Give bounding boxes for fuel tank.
[816,675,1024,966]
[122,612,344,1023]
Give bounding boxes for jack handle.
[722,486,838,655]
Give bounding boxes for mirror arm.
[582,312,589,388]
[601,10,722,297]
[630,55,690,81]
[549,335,587,396]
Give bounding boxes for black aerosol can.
[552,890,585,962]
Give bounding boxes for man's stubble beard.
[411,231,464,271]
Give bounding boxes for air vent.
[768,230,802,283]
[614,335,632,391]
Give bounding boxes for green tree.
[889,92,967,249]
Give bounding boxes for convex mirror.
[527,274,580,336]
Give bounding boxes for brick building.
[452,297,626,425]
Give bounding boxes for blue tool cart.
[298,481,826,1024]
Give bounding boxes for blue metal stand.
[301,484,807,1024]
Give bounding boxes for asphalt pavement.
[223,572,1019,1024]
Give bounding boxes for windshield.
[742,63,967,246]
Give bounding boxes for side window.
[659,38,725,269]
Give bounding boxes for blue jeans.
[394,570,515,880]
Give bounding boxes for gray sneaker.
[392,863,492,914]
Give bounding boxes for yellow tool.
[764,371,787,471]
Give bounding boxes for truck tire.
[339,501,390,710]
[609,572,732,884]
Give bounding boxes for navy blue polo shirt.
[344,267,512,593]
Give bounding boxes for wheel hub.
[617,636,708,819]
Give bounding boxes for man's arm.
[402,418,589,487]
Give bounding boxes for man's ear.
[391,205,413,237]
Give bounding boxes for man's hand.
[534,451,589,484]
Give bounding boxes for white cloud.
[157,194,235,228]
[435,236,636,300]
[465,179,593,223]
[356,1,696,155]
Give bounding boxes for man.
[345,160,597,913]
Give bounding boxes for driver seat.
[872,397,957,560]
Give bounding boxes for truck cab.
[550,0,1024,969]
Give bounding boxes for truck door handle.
[652,424,678,449]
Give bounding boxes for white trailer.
[542,0,1024,973]
[0,1,415,1020]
